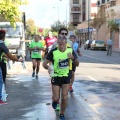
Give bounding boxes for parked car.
[84,40,92,49]
[91,40,106,50]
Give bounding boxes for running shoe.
[0,100,7,105]
[59,114,66,120]
[52,101,57,109]
[55,103,60,111]
[36,75,38,79]
[69,86,73,92]
[32,72,35,77]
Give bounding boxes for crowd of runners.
[0,27,82,120]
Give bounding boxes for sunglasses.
[61,33,67,35]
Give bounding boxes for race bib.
[58,59,69,68]
[33,49,39,53]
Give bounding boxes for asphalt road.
[0,47,120,120]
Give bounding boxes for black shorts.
[32,58,41,61]
[72,63,76,72]
[51,75,71,86]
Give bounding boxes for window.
[73,14,79,22]
[73,0,79,4]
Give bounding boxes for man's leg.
[110,45,112,56]
[107,46,109,55]
[60,83,70,119]
[0,68,3,100]
[70,63,76,92]
[70,71,75,92]
[36,59,40,78]
[32,59,37,77]
[52,84,60,109]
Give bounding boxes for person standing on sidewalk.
[106,38,113,56]
[43,36,79,120]
[29,35,44,79]
[0,30,23,105]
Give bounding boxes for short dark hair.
[58,27,68,35]
[58,35,67,41]
[0,30,6,39]
[70,35,76,39]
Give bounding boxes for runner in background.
[69,35,82,92]
[45,31,57,55]
[39,36,46,60]
[29,35,44,79]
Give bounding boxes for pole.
[88,0,89,40]
[66,0,67,27]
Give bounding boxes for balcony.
[71,7,81,14]
[71,21,81,26]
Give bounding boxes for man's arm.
[42,59,50,70]
[72,50,79,67]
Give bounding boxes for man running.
[69,35,82,92]
[45,31,57,54]
[29,35,44,79]
[43,36,79,120]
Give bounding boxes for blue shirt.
[107,39,113,45]
[73,42,79,53]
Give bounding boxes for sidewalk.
[0,62,102,120]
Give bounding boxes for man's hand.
[18,57,23,62]
[67,52,74,60]
[78,52,82,56]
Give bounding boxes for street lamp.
[88,0,90,40]
[60,0,67,27]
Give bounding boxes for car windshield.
[95,40,104,44]
[0,25,22,38]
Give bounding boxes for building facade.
[74,0,98,43]
[94,0,120,51]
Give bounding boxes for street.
[0,47,120,120]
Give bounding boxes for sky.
[19,0,69,28]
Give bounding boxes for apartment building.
[69,0,81,26]
[94,0,120,51]
[73,0,98,43]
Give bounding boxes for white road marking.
[87,76,98,82]
[84,55,117,64]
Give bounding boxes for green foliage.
[26,19,36,35]
[51,21,66,33]
[67,23,76,31]
[108,20,119,32]
[0,0,27,26]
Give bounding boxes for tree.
[108,20,119,33]
[0,0,27,26]
[51,21,66,33]
[26,19,36,36]
[90,9,106,39]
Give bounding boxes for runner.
[51,27,73,111]
[43,36,79,120]
[45,31,57,55]
[69,35,82,92]
[39,36,46,60]
[0,30,23,105]
[29,35,44,79]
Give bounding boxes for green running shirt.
[30,41,43,58]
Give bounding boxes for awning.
[77,22,88,29]
[77,22,93,33]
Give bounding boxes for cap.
[0,30,6,34]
